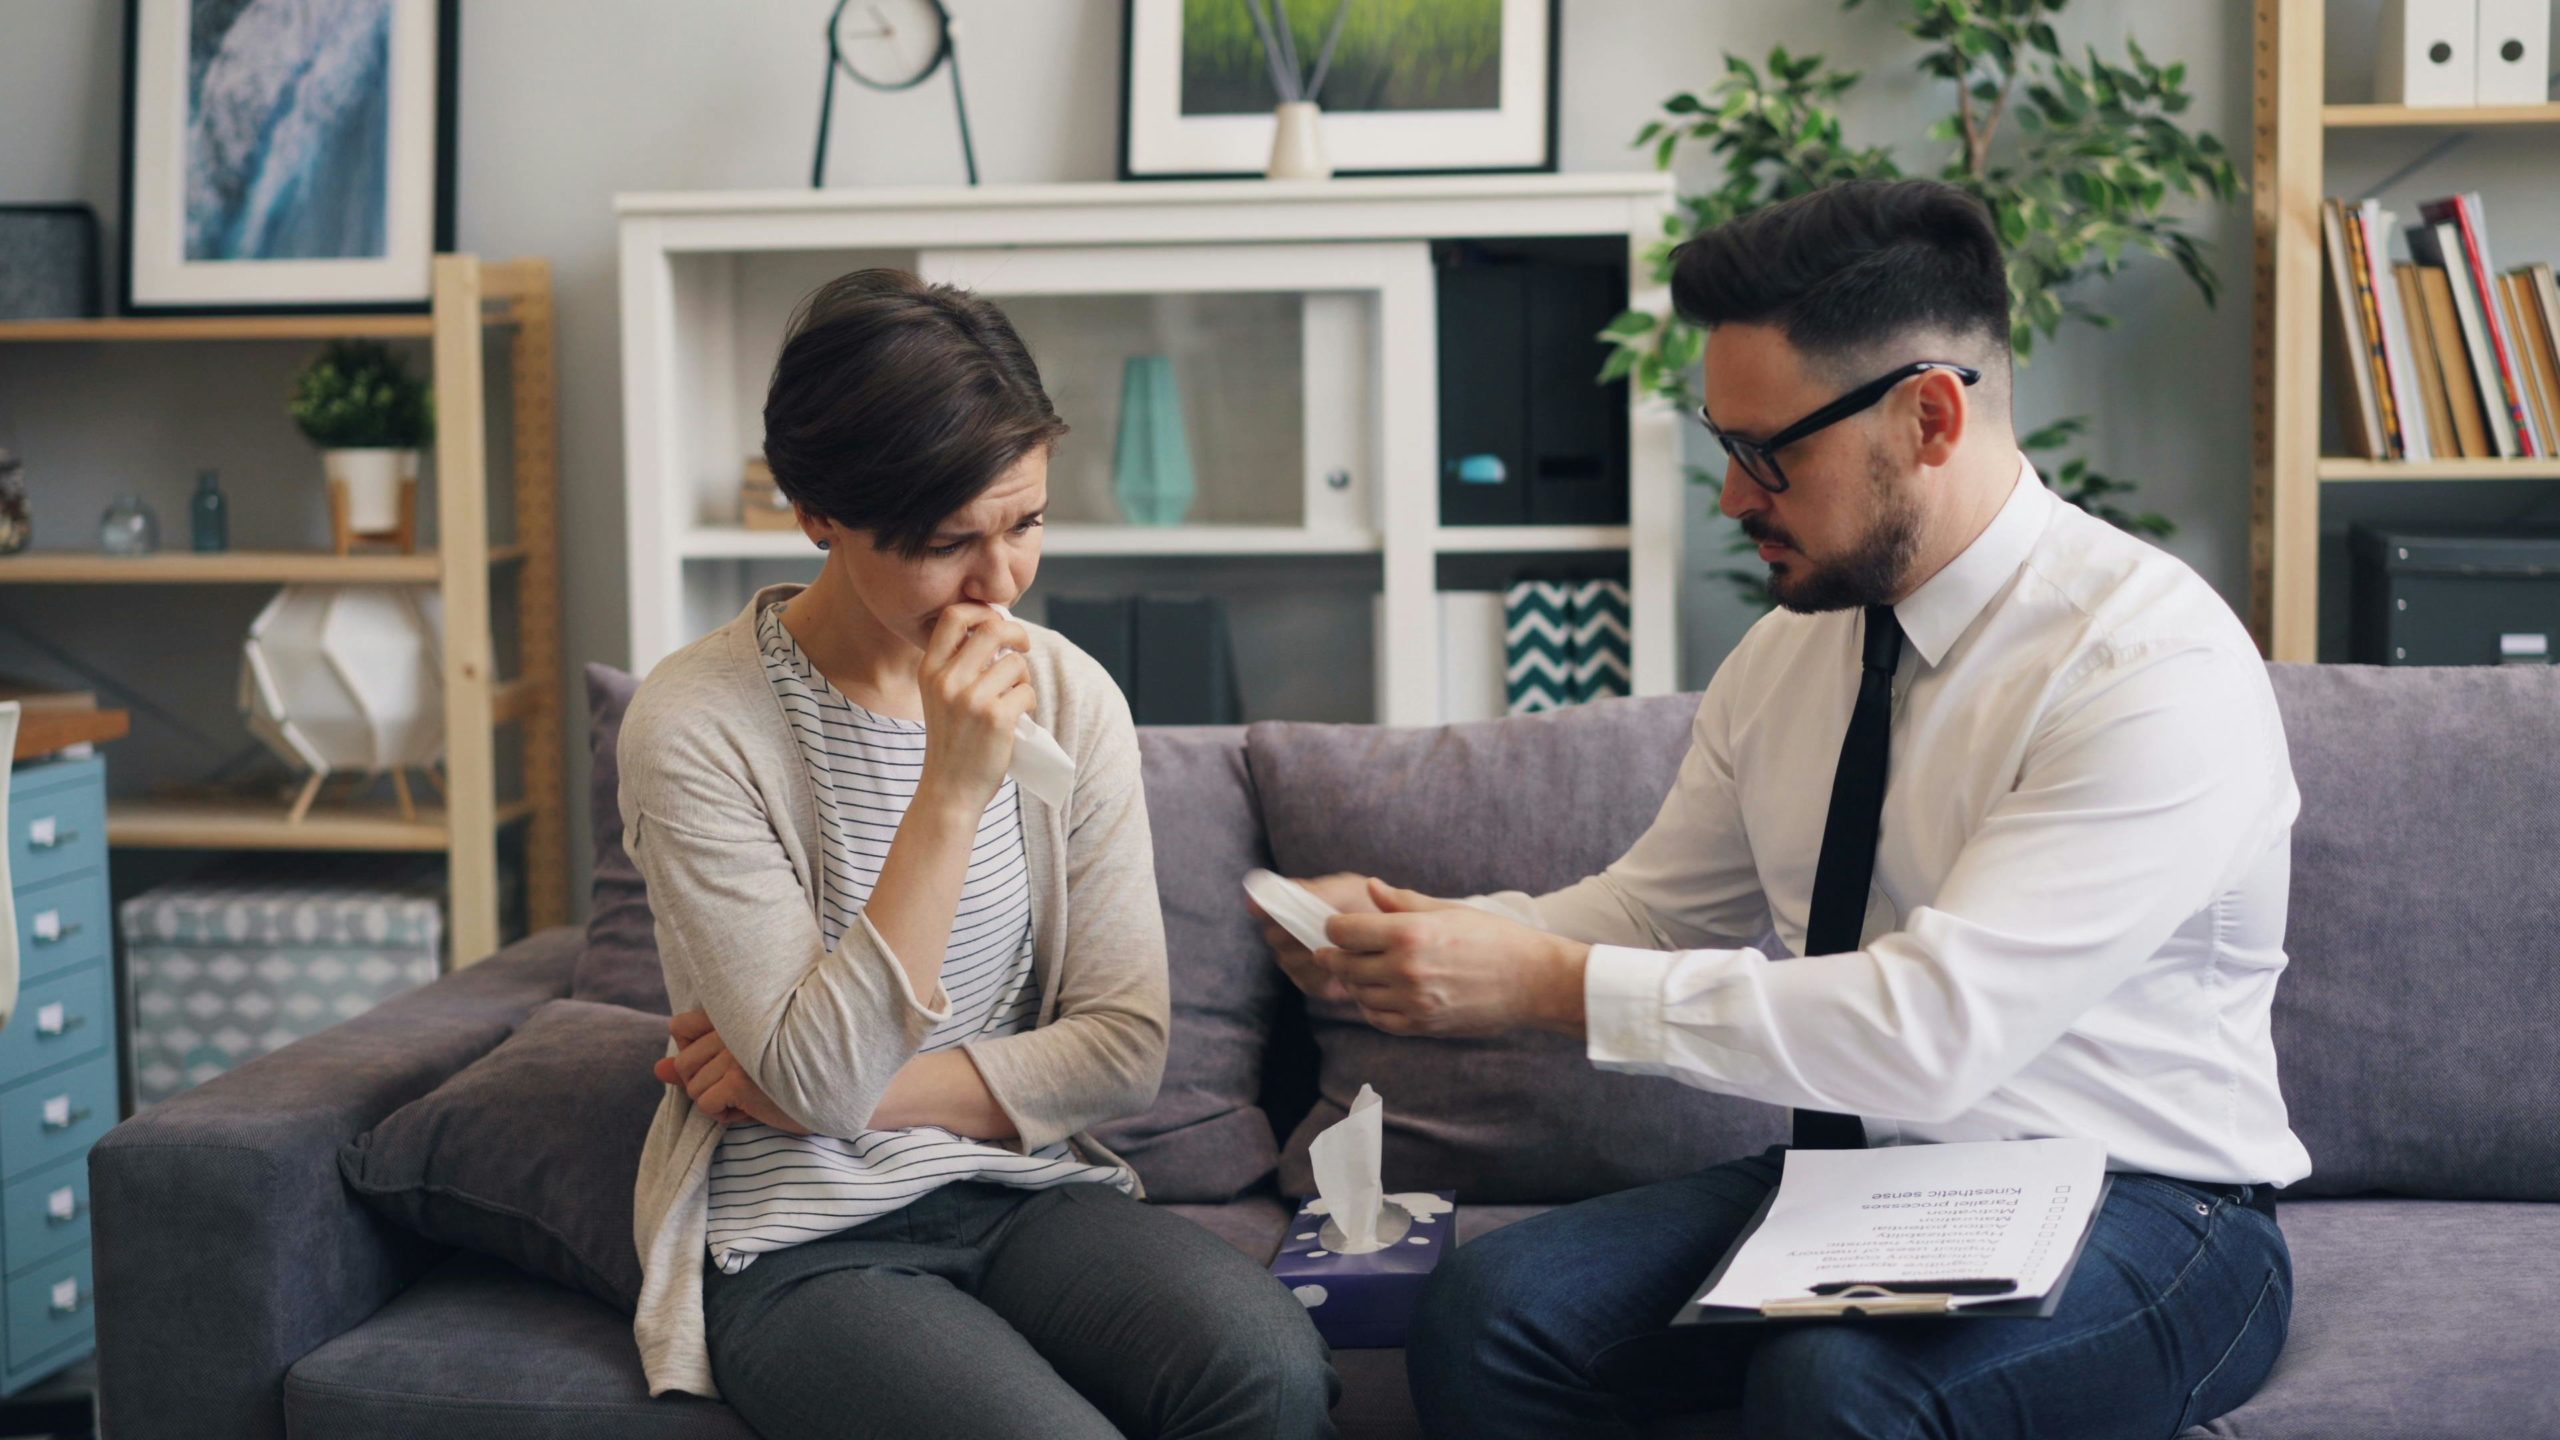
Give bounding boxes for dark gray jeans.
[702,1181,1339,1440]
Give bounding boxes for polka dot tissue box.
[1269,1085,1455,1348]
[1272,1189,1457,1349]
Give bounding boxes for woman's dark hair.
[1669,178,2012,376]
[762,269,1068,557]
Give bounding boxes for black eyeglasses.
[1699,361,1982,495]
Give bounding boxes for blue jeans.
[1407,1147,2291,1440]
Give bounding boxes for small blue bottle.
[191,468,228,553]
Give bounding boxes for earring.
[816,538,831,551]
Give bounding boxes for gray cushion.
[2266,663,2560,1200]
[1090,727,1289,1202]
[284,1250,753,1440]
[1157,1194,1295,1264]
[575,663,669,1013]
[1249,695,1788,1204]
[340,1000,665,1310]
[2200,1198,2560,1438]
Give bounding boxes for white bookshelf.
[617,175,1681,724]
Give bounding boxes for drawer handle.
[44,1187,79,1226]
[26,818,75,851]
[39,1098,89,1132]
[49,1279,80,1315]
[31,911,79,945]
[35,1005,83,1038]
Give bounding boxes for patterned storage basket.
[119,862,443,1105]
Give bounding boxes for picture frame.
[1118,0,1557,181]
[119,0,459,316]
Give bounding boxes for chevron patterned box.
[120,864,444,1106]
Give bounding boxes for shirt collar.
[1892,452,2051,668]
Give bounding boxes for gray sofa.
[89,663,2560,1439]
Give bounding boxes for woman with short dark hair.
[618,269,1337,1439]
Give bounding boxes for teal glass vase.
[1112,355,1196,526]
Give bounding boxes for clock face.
[831,0,951,89]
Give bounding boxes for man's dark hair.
[1669,179,2012,376]
[762,269,1068,558]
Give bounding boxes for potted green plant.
[1603,0,2237,608]
[287,340,434,551]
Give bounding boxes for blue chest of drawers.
[2,753,115,1395]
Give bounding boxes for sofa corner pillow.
[574,662,669,1013]
[340,998,667,1310]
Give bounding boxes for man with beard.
[1260,179,2307,1439]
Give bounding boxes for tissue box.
[1271,1191,1457,1349]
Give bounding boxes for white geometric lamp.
[240,585,445,822]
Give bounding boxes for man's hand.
[1320,878,1590,1039]
[1253,872,1380,1005]
[653,1010,812,1134]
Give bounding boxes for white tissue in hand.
[1309,1083,1389,1254]
[987,605,1074,809]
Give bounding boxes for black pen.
[1808,1278,2017,1296]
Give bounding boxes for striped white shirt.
[704,604,1131,1273]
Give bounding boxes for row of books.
[2323,192,2560,462]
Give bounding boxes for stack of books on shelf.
[2322,191,2560,462]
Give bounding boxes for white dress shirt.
[1484,455,2313,1187]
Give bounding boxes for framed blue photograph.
[119,0,458,314]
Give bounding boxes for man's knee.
[1410,1222,1535,1361]
[1742,1327,1933,1440]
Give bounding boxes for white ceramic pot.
[322,448,417,533]
[1267,101,1332,181]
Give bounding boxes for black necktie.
[1794,604,1903,1150]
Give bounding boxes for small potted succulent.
[287,340,433,551]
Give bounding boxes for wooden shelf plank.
[1432,525,1632,553]
[109,796,537,852]
[679,524,1385,560]
[0,547,526,584]
[12,709,129,762]
[0,314,433,343]
[2324,102,2560,129]
[2318,458,2560,481]
[0,299,529,345]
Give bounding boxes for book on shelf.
[2359,202,2431,460]
[2321,189,2560,470]
[0,681,98,713]
[2321,199,2388,460]
[2392,263,2460,458]
[2345,204,2411,458]
[2418,194,2539,458]
[2411,264,2492,459]
[2503,270,2560,448]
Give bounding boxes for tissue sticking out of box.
[1308,1084,1401,1254]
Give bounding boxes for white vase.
[1267,101,1332,181]
[322,448,416,533]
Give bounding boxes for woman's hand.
[915,602,1038,812]
[654,1010,811,1134]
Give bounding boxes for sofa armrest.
[92,925,582,1440]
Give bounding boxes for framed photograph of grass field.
[1119,0,1556,180]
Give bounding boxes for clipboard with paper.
[1676,1137,2114,1324]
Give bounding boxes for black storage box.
[1434,238,1629,528]
[2349,525,2560,666]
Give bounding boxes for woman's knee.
[1160,1273,1337,1437]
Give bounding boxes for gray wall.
[3,1,2549,920]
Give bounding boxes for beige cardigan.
[617,585,1169,1399]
